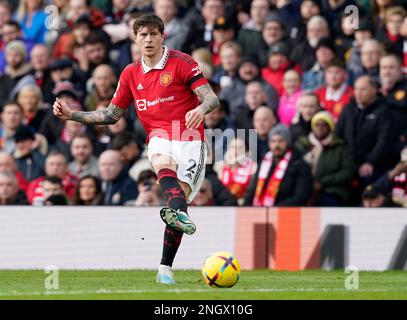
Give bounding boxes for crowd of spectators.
[0,0,406,208]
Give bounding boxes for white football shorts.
[147,137,208,202]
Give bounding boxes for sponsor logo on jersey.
[160,72,172,86]
[136,96,175,111]
[136,99,147,111]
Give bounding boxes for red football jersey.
[111,47,208,142]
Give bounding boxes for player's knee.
[151,154,177,173]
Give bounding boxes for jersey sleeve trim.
[187,73,205,87]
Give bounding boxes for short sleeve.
[111,65,134,109]
[179,57,209,91]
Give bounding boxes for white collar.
[141,46,169,74]
[326,83,348,101]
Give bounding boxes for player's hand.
[359,163,374,177]
[185,107,205,129]
[53,97,73,120]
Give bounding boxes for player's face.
[134,27,164,58]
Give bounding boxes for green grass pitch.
[0,270,406,300]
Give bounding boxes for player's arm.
[186,83,220,129]
[193,83,220,115]
[53,98,125,124]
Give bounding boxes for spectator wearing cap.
[348,39,383,86]
[204,99,236,163]
[295,111,353,206]
[379,54,407,161]
[52,14,93,60]
[0,20,35,74]
[315,59,354,121]
[345,18,374,81]
[84,64,117,111]
[244,124,313,206]
[237,0,270,57]
[257,14,287,68]
[278,69,303,126]
[336,75,391,204]
[182,0,225,54]
[68,133,99,179]
[290,91,321,144]
[287,0,321,46]
[261,41,302,96]
[211,16,236,66]
[219,55,279,116]
[27,150,78,205]
[0,40,36,108]
[376,6,406,58]
[14,0,48,44]
[29,44,54,103]
[0,171,29,205]
[153,0,188,51]
[302,37,336,91]
[13,125,45,182]
[290,15,330,72]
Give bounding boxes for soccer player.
[52,13,219,284]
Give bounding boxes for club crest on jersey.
[160,72,172,86]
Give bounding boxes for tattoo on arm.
[193,83,220,115]
[71,103,125,125]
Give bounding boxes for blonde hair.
[18,84,43,106]
[384,5,406,24]
[219,41,241,57]
[192,47,213,66]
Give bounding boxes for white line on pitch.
[0,288,406,297]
